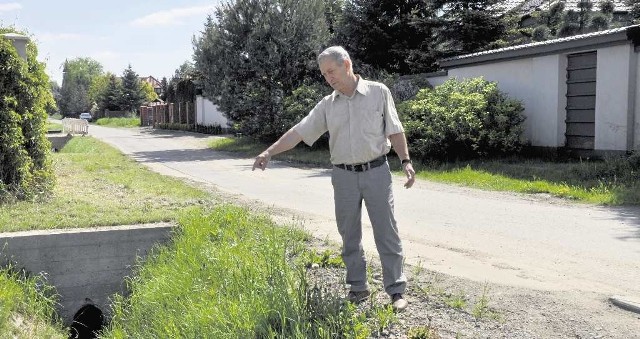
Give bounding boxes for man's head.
[317,46,356,94]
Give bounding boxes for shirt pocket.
[362,103,384,135]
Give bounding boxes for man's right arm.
[252,128,303,171]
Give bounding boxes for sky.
[0,1,222,84]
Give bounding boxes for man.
[252,46,415,311]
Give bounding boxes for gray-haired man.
[253,46,415,311]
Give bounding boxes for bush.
[0,32,55,203]
[154,123,228,135]
[532,25,550,41]
[399,77,526,160]
[279,82,329,148]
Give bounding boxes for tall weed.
[103,206,368,338]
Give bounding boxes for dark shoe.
[391,293,408,312]
[347,290,370,304]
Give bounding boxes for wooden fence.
[139,102,195,127]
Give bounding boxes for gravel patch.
[305,238,640,339]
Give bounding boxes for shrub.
[589,13,610,31]
[154,122,229,135]
[279,82,329,149]
[399,77,526,160]
[0,32,55,203]
[532,25,550,41]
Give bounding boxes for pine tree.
[160,77,168,101]
[119,65,144,114]
[434,0,506,55]
[335,0,440,74]
[627,0,640,24]
[100,75,123,111]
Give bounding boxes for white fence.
[62,118,89,135]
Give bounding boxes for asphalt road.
[88,125,640,299]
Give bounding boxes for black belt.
[334,155,387,172]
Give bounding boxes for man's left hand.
[403,163,415,188]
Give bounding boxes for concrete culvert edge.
[609,295,640,315]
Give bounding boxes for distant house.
[140,75,162,95]
[426,25,640,156]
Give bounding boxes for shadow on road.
[130,148,242,163]
[138,127,231,140]
[608,206,640,241]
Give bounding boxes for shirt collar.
[332,75,369,99]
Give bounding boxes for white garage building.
[427,25,640,155]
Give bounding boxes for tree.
[590,12,610,31]
[627,0,640,24]
[164,61,197,104]
[88,73,112,113]
[324,0,345,36]
[193,0,330,140]
[59,58,103,115]
[599,0,615,15]
[119,65,145,114]
[576,0,594,33]
[434,0,506,55]
[49,81,61,114]
[141,82,159,103]
[0,30,55,202]
[544,1,565,36]
[159,77,169,101]
[334,0,440,74]
[558,10,581,36]
[100,74,123,111]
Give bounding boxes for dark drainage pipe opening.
[68,298,104,339]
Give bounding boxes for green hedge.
[155,123,227,135]
[398,77,526,160]
[0,33,55,203]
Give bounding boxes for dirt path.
[88,125,640,337]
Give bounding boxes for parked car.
[79,112,92,122]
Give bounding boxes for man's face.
[319,58,350,93]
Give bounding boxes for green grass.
[46,121,62,133]
[0,267,66,338]
[416,159,640,205]
[444,293,467,309]
[0,136,210,232]
[49,113,63,120]
[102,206,373,339]
[209,137,640,205]
[95,117,141,128]
[304,249,345,268]
[471,283,500,321]
[407,325,439,339]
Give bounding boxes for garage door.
[565,51,597,150]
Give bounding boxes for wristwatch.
[401,158,412,166]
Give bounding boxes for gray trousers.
[331,161,407,295]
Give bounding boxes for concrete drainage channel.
[0,223,175,337]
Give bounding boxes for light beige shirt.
[294,77,404,165]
